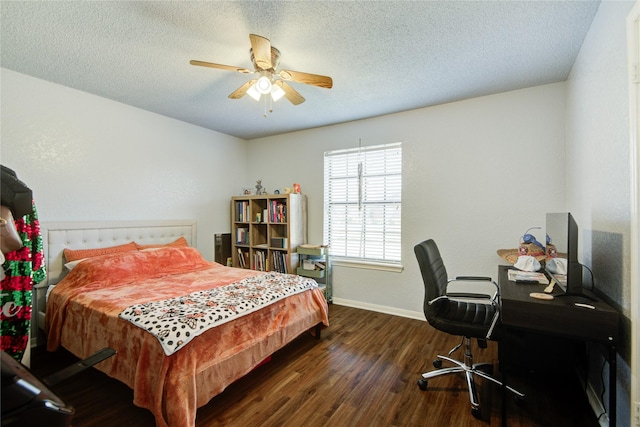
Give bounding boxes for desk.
[497,265,619,425]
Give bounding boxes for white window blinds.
[324,142,402,264]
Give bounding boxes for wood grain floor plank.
[29,304,600,426]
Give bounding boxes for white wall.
[248,82,567,316]
[565,1,636,424]
[567,1,634,312]
[0,69,248,261]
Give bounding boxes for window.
[324,142,402,268]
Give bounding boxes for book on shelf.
[235,201,250,222]
[237,248,247,268]
[253,250,267,271]
[270,237,288,248]
[269,200,287,223]
[271,251,288,274]
[235,227,249,245]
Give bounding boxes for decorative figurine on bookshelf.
[254,180,267,195]
[284,183,301,194]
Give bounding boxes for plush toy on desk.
[513,255,541,272]
[519,226,546,257]
[497,226,547,271]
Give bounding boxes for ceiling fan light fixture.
[191,34,331,108]
[255,76,272,94]
[247,83,261,101]
[270,84,285,102]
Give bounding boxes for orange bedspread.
[45,247,329,427]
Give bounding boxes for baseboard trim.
[332,298,425,321]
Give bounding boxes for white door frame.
[628,2,639,424]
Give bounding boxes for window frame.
[323,142,403,272]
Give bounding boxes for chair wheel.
[432,359,442,368]
[471,406,482,419]
[417,379,428,391]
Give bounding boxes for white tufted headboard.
[32,220,196,344]
[42,220,197,287]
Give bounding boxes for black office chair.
[414,239,524,418]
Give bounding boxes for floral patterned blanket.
[119,272,318,355]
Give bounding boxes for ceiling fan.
[190,34,333,107]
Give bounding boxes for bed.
[36,220,329,427]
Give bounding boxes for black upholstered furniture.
[414,239,523,418]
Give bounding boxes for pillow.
[61,247,211,289]
[63,241,137,262]
[64,258,87,271]
[134,236,189,250]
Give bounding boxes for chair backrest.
[414,239,449,320]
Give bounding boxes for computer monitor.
[545,212,583,296]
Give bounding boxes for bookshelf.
[231,193,307,273]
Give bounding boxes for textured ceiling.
[1,1,600,140]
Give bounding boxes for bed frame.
[34,220,197,341]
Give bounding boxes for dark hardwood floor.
[29,304,600,426]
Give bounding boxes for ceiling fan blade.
[190,60,252,74]
[278,70,333,89]
[276,81,305,105]
[228,80,257,99]
[249,34,272,70]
